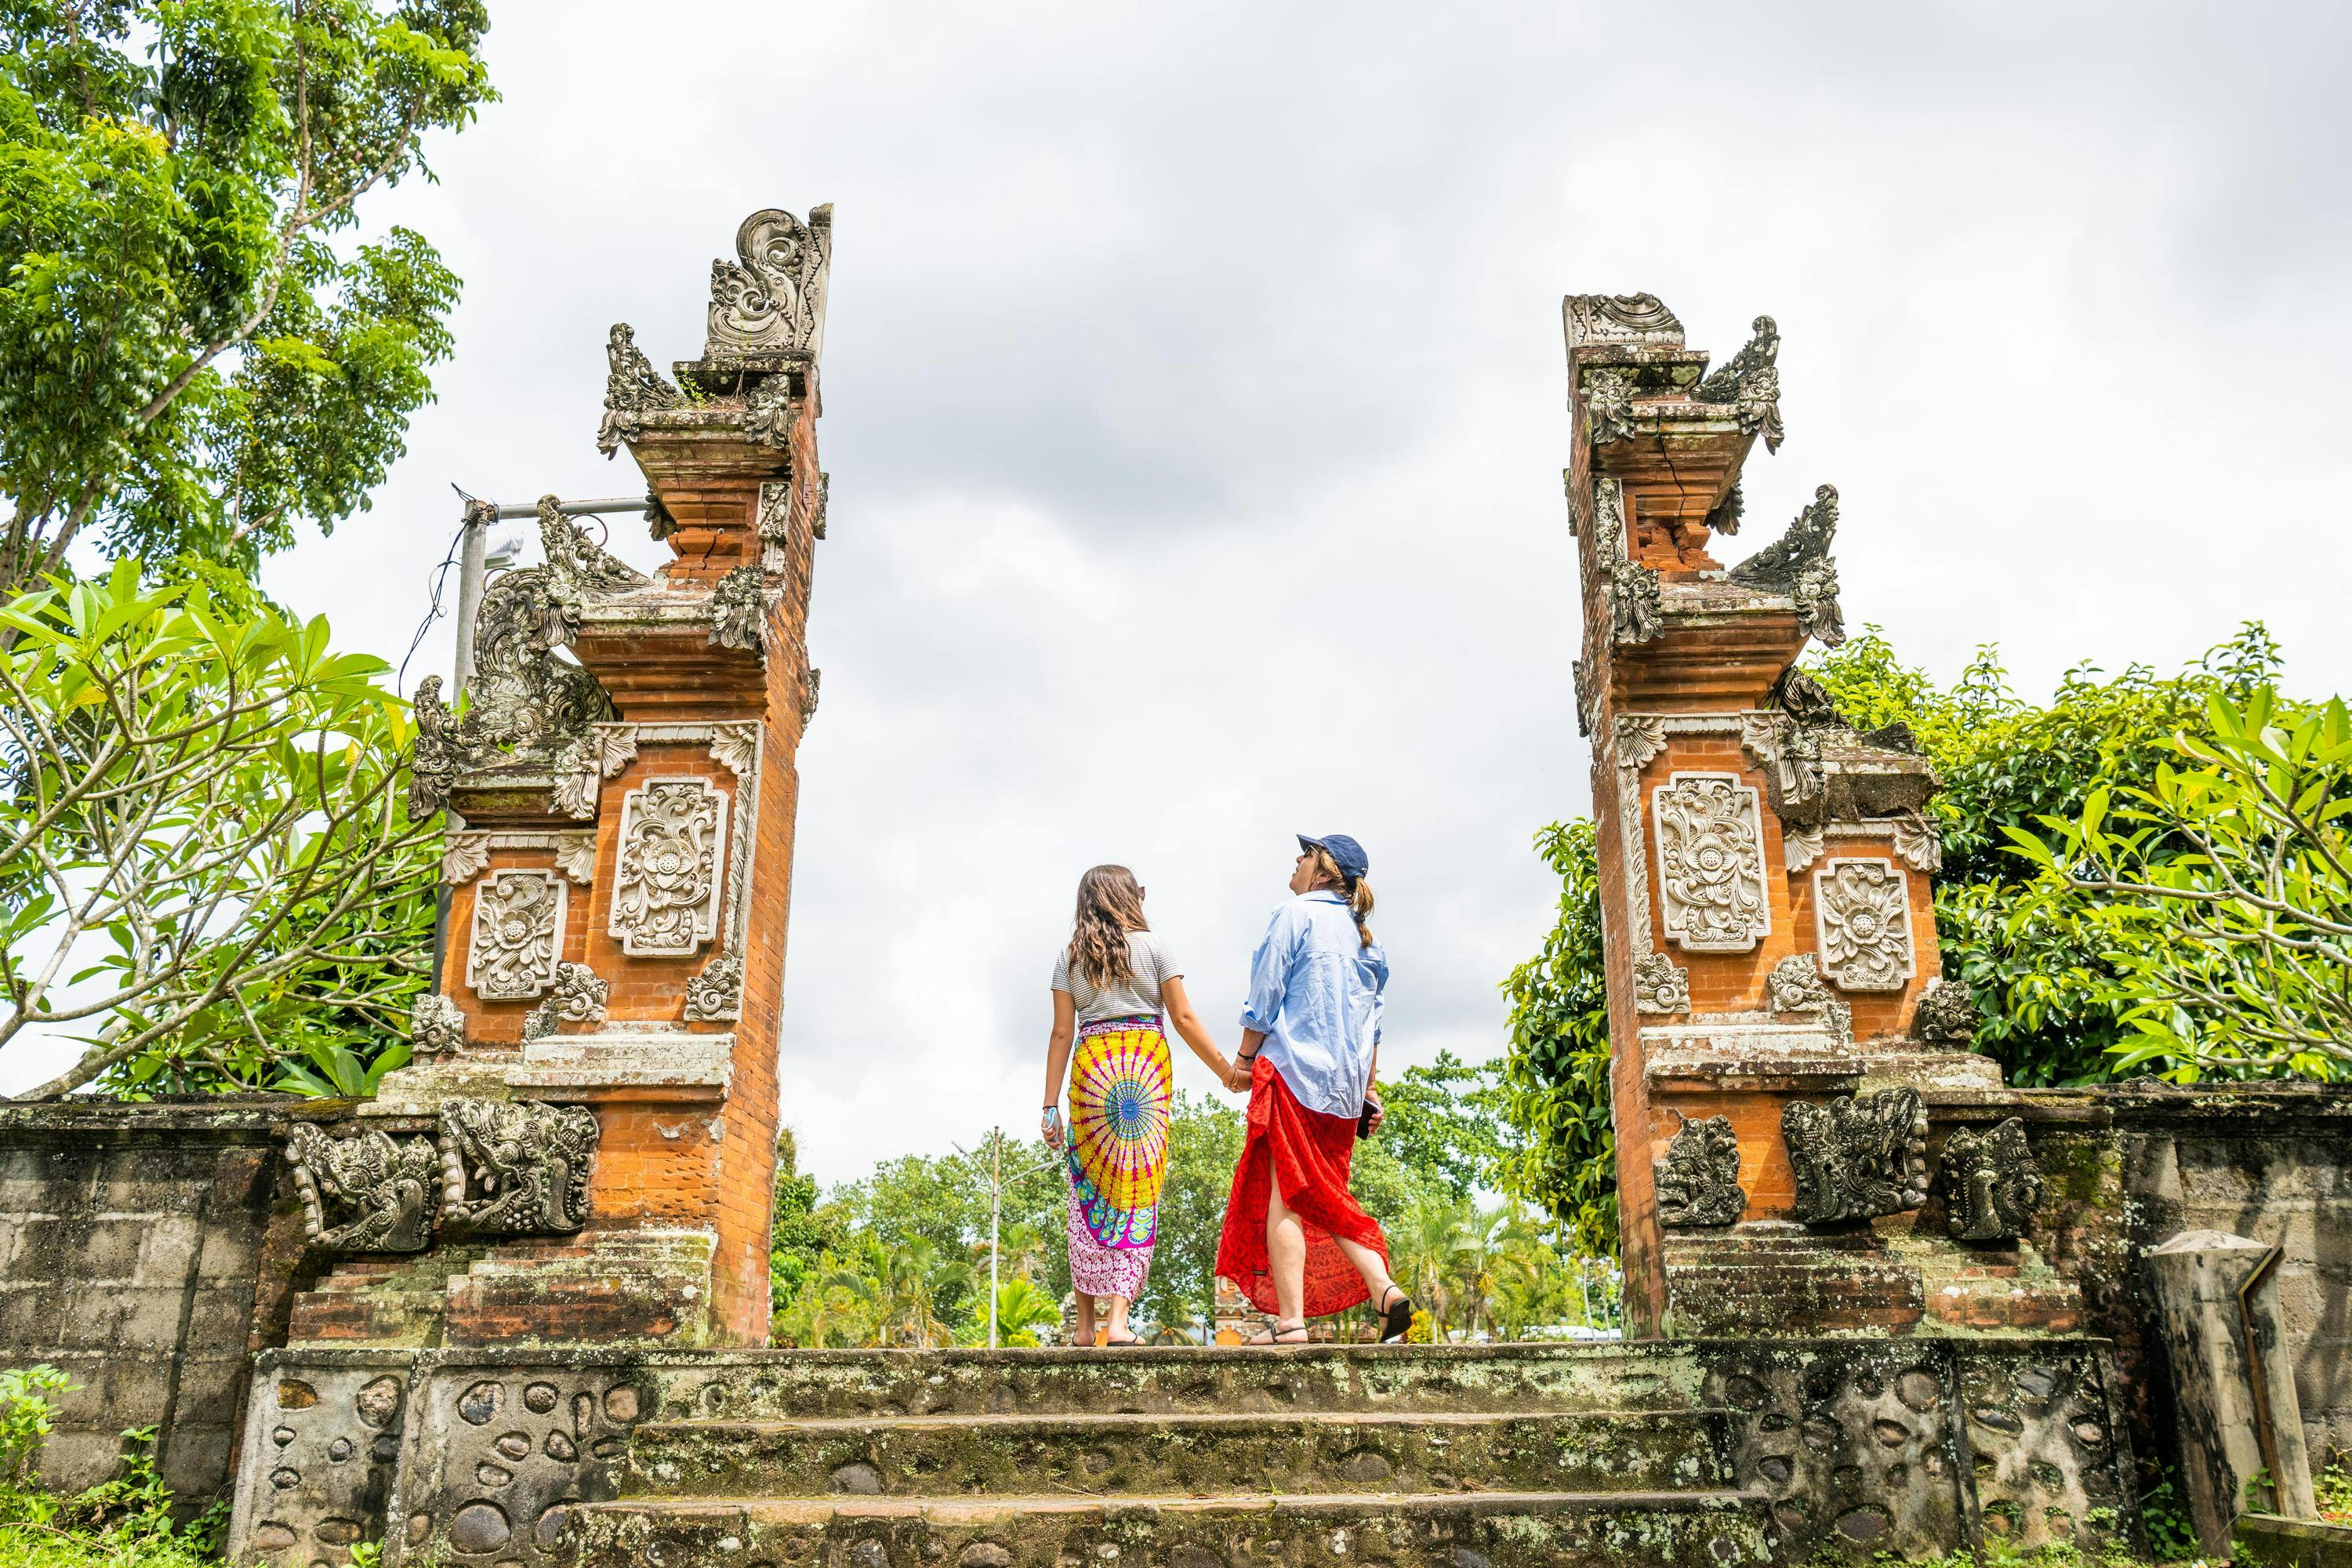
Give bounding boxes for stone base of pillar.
[1661,1225,1926,1336]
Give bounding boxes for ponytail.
[1305,845,1376,949]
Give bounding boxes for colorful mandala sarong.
[1065,1014,1173,1250]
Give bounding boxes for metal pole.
[452,497,493,700]
[989,1137,1002,1349]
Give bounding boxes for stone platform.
[228,1338,2140,1566]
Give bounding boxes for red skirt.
[1215,1055,1389,1318]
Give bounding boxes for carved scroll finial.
[598,322,685,456]
[706,205,834,361]
[1564,293,1685,349]
[1692,314,1784,452]
[1728,484,1844,646]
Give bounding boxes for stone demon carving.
[1914,977,1982,1044]
[436,1099,600,1237]
[1783,1088,1930,1226]
[1729,485,1843,647]
[285,1123,438,1253]
[1941,1117,2045,1242]
[1691,314,1785,453]
[410,993,467,1056]
[1654,1113,1745,1228]
[408,499,648,816]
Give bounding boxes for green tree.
[985,1279,1061,1348]
[1375,1051,1516,1201]
[0,0,495,590]
[1134,1091,1245,1339]
[1496,819,1615,1254]
[0,562,436,1099]
[2010,687,2349,1081]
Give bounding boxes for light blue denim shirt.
[1240,891,1388,1119]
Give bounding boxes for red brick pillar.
[1565,297,2058,1338]
[283,208,832,1348]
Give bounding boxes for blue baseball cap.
[1297,833,1369,882]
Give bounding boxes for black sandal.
[1102,1331,1142,1347]
[1376,1286,1414,1344]
[1247,1319,1309,1345]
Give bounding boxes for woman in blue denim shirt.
[1214,833,1414,1345]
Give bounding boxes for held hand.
[1225,1058,1253,1093]
[1363,1091,1385,1134]
[1040,1109,1063,1151]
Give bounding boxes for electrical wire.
[397,517,470,695]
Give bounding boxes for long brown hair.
[1067,865,1149,988]
[1305,844,1376,948]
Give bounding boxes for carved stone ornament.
[523,961,608,1042]
[1632,951,1689,1014]
[1940,1117,2045,1242]
[1584,368,1639,448]
[708,723,759,778]
[407,500,648,817]
[1891,808,1944,873]
[815,471,831,539]
[1704,478,1744,537]
[1727,484,1843,647]
[1691,314,1785,453]
[609,777,729,957]
[1563,292,1684,348]
[409,993,467,1056]
[597,322,685,456]
[553,739,600,821]
[743,375,793,450]
[1783,826,1826,876]
[596,725,640,779]
[1782,1087,1931,1226]
[1572,656,1595,739]
[706,205,833,361]
[758,481,792,575]
[1590,478,1662,648]
[440,834,491,886]
[554,837,598,885]
[284,1123,438,1254]
[684,949,745,1023]
[1913,977,1982,1044]
[436,1098,600,1237]
[466,869,567,1001]
[1616,714,1668,773]
[1652,773,1770,953]
[710,564,768,655]
[1766,953,1853,1044]
[1654,1113,1745,1228]
[801,666,822,726]
[1739,710,1783,770]
[1814,857,1915,992]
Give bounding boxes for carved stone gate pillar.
[1565,297,2077,1339]
[280,207,833,1348]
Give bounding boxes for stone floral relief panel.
[466,869,567,1001]
[1813,856,1915,992]
[607,775,731,959]
[1651,771,1771,953]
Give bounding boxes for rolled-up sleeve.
[1239,909,1297,1033]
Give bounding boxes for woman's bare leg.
[1073,1293,1098,1347]
[1332,1235,1399,1305]
[1265,1181,1308,1327]
[1106,1296,1133,1341]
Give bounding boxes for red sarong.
[1215,1055,1389,1318]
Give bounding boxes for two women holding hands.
[1040,834,1414,1348]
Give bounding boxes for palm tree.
[1448,1205,1511,1341]
[991,1279,1060,1348]
[1390,1192,1472,1340]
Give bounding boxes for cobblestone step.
[566,1488,1776,1568]
[644,1344,1699,1423]
[626,1409,1734,1501]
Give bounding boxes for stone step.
[626,1409,1734,1501]
[649,1344,1698,1423]
[566,1489,1776,1568]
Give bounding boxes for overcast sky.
[21,3,2352,1183]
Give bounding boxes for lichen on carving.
[1782,1087,1930,1225]
[684,949,744,1023]
[709,565,768,655]
[410,993,466,1056]
[1814,857,1915,992]
[466,869,566,1001]
[1652,772,1769,953]
[1940,1116,2044,1242]
[1728,485,1844,647]
[1691,314,1785,453]
[596,322,684,456]
[522,961,608,1042]
[1563,293,1684,347]
[1766,953,1852,1044]
[436,1100,600,1236]
[1584,369,1638,447]
[1913,977,1981,1044]
[608,778,728,958]
[1654,1113,1745,1228]
[1632,951,1689,1015]
[285,1123,438,1253]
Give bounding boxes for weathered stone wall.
[0,1100,328,1501]
[1950,1084,2352,1479]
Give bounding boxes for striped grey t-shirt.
[1051,931,1181,1025]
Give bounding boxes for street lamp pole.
[956,1130,1058,1348]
